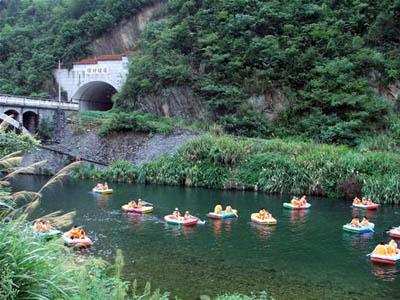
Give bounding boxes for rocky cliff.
[90,0,168,56]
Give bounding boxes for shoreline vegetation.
[73,133,400,205]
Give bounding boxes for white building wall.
[53,57,130,101]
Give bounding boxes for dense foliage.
[74,134,400,204]
[0,0,154,96]
[118,0,400,144]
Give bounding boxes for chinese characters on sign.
[86,67,108,74]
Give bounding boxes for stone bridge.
[0,94,78,134]
[53,51,135,111]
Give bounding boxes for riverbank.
[73,134,400,204]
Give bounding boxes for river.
[13,175,400,300]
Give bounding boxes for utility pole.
[58,59,61,103]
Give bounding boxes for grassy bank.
[74,110,214,136]
[74,134,400,204]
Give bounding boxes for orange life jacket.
[351,219,359,226]
[361,220,369,227]
[259,210,266,219]
[137,202,142,208]
[376,245,386,256]
[386,245,395,256]
[34,222,42,231]
[226,206,232,213]
[215,205,222,213]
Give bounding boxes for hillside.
[0,0,158,97]
[117,0,400,145]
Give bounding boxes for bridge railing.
[0,94,79,111]
[0,93,70,103]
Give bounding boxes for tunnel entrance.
[73,81,117,111]
[5,109,20,121]
[23,111,39,133]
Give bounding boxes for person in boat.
[129,200,137,208]
[214,203,223,213]
[183,211,191,221]
[173,208,180,219]
[291,197,299,207]
[367,198,374,206]
[362,197,367,205]
[351,216,360,227]
[259,208,267,220]
[299,196,307,206]
[96,183,102,189]
[137,199,142,208]
[361,216,369,227]
[389,240,400,255]
[225,205,233,214]
[33,219,43,232]
[265,210,272,219]
[42,221,52,232]
[69,225,80,238]
[103,182,108,190]
[79,228,86,239]
[373,241,387,256]
[353,197,361,205]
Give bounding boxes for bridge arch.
[72,81,117,111]
[23,111,39,133]
[4,109,21,122]
[0,113,31,136]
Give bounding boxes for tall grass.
[75,135,400,204]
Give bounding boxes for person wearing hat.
[183,211,191,221]
[173,208,180,219]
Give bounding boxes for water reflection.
[92,193,111,209]
[371,263,398,282]
[127,213,142,232]
[288,209,308,230]
[343,232,374,248]
[249,222,275,240]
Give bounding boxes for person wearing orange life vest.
[33,219,43,232]
[299,196,307,206]
[225,205,233,214]
[351,216,360,227]
[361,216,369,227]
[137,199,143,209]
[129,200,137,208]
[214,203,223,213]
[385,243,395,256]
[69,225,80,238]
[291,197,298,207]
[103,182,109,190]
[259,208,267,220]
[183,211,191,221]
[373,241,387,256]
[173,208,180,219]
[42,221,52,233]
[353,197,361,205]
[389,240,399,255]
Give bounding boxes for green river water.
[14,175,400,300]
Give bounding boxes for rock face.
[22,121,204,174]
[135,86,206,119]
[90,0,168,56]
